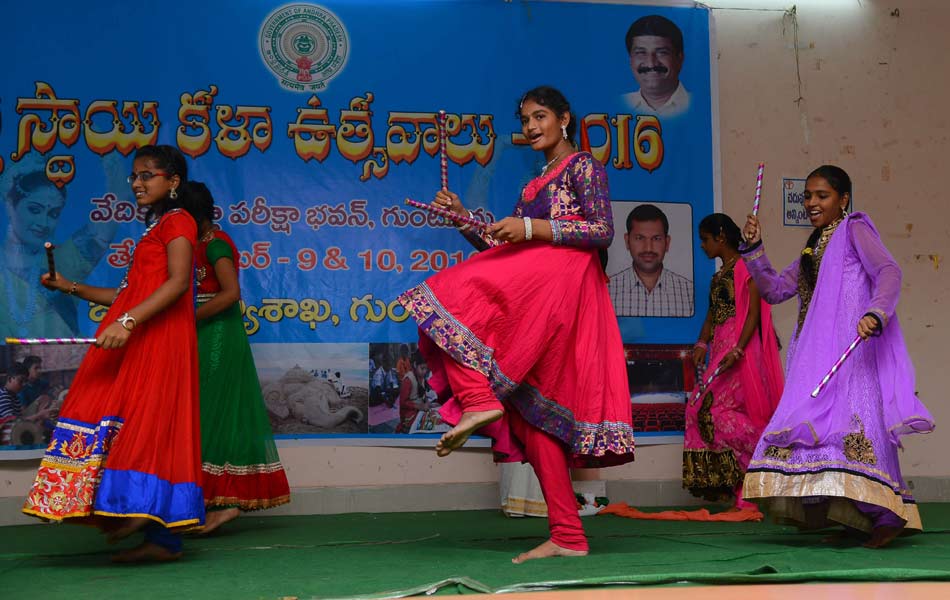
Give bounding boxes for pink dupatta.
[732,259,784,429]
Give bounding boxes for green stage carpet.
[3,504,950,599]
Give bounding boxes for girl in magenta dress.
[398,86,635,563]
[740,165,934,548]
[683,214,783,511]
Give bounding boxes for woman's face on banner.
[6,181,65,251]
[519,100,566,154]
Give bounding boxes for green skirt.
[198,302,290,510]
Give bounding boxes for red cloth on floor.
[599,503,763,522]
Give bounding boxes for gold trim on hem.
[743,469,921,532]
[21,508,204,531]
[682,449,744,496]
[206,495,291,511]
[201,461,287,476]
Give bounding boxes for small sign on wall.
[783,178,809,227]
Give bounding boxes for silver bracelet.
[523,216,533,240]
[116,312,137,332]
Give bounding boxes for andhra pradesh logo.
[259,3,349,92]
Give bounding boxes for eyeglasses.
[126,171,169,185]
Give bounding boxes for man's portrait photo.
[607,203,694,318]
[622,14,690,117]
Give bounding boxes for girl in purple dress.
[740,165,934,548]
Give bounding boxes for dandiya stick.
[44,242,56,281]
[689,366,722,405]
[5,337,96,345]
[438,110,448,191]
[752,162,765,216]
[404,198,488,231]
[811,335,863,398]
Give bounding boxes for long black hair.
[516,86,577,146]
[133,144,188,224]
[800,165,852,289]
[179,180,215,228]
[698,213,742,251]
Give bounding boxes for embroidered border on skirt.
[398,282,636,463]
[22,416,204,528]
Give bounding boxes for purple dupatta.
[752,213,934,448]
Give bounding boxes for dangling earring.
[561,124,568,140]
[169,187,178,200]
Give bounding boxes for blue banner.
[1,1,716,447]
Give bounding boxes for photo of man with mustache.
[622,14,690,117]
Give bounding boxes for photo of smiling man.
[622,14,690,117]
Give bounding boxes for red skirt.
[398,241,635,468]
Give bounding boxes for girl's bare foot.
[511,539,588,564]
[435,409,503,457]
[111,542,182,564]
[201,507,240,534]
[105,517,151,544]
[863,525,902,548]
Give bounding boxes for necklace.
[720,255,738,272]
[200,228,216,243]
[540,152,565,174]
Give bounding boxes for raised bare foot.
[511,539,588,564]
[111,542,182,564]
[435,409,503,457]
[201,507,240,534]
[105,517,151,544]
[863,525,902,548]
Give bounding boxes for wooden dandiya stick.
[404,198,489,231]
[689,366,722,405]
[438,110,448,191]
[44,242,56,281]
[811,335,863,398]
[5,337,97,345]
[752,162,765,216]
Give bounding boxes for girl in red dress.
[23,145,203,563]
[398,87,635,563]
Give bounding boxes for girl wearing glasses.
[23,145,205,563]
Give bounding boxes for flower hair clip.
[801,247,814,256]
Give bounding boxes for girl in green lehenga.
[183,182,290,533]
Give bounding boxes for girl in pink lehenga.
[683,214,783,511]
[398,86,635,563]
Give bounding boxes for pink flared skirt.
[398,241,635,468]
